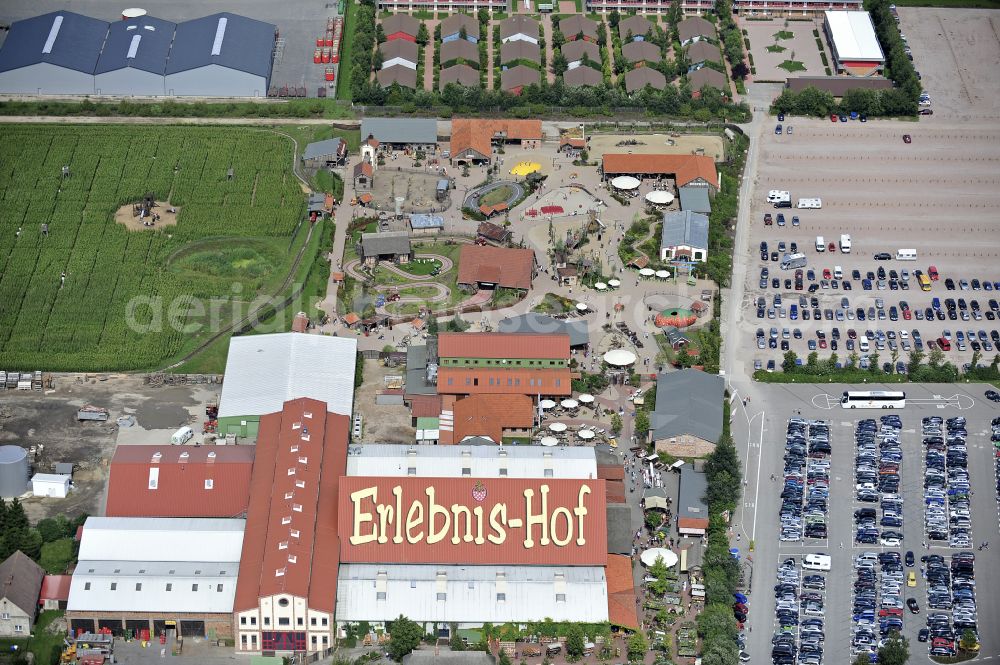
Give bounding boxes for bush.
[39,538,75,574]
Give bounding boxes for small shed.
[302,138,347,168]
[31,474,71,498]
[54,463,74,476]
[436,178,450,201]
[409,213,444,235]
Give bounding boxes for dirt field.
[370,168,449,213]
[587,133,727,162]
[354,358,415,444]
[737,109,1000,369]
[114,201,180,231]
[898,7,1000,121]
[0,375,220,522]
[744,19,827,82]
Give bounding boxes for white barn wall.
[95,69,167,96]
[0,62,94,94]
[165,64,265,97]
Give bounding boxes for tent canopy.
[611,176,640,190]
[603,349,637,366]
[640,547,678,567]
[645,190,674,205]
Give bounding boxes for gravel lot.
[898,7,1000,121]
[739,114,1000,368]
[733,382,1000,665]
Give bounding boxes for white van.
[797,198,822,209]
[859,338,870,352]
[840,234,852,253]
[834,266,843,279]
[815,236,825,252]
[171,426,194,445]
[896,249,917,261]
[802,554,832,571]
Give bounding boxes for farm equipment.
[205,404,219,419]
[203,420,218,434]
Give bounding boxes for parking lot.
[734,382,1000,663]
[740,116,1000,372]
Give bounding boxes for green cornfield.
[0,125,305,371]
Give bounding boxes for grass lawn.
[397,258,443,276]
[0,611,66,665]
[772,30,795,40]
[397,284,444,299]
[778,59,807,72]
[766,44,787,53]
[479,184,516,207]
[336,1,359,101]
[351,221,378,245]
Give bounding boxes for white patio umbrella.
[594,282,608,291]
[607,279,621,288]
[539,399,557,409]
[578,429,596,440]
[639,268,655,278]
[655,269,671,279]
[576,302,588,311]
[577,394,595,404]
[610,176,640,191]
[548,422,568,433]
[561,399,579,409]
[645,190,674,205]
[603,349,637,366]
[540,436,559,447]
[640,547,678,568]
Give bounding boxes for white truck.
[840,234,852,253]
[815,236,825,252]
[767,189,789,203]
[780,253,808,270]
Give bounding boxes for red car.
[928,265,939,280]
[828,242,837,253]
[937,337,951,351]
[823,268,832,279]
[831,113,839,122]
[879,608,903,617]
[902,309,912,320]
[819,339,828,349]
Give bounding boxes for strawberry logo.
[472,481,487,502]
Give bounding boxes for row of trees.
[767,347,965,383]
[713,0,750,81]
[0,499,85,574]
[696,399,744,665]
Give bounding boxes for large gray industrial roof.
[95,16,176,75]
[0,11,109,74]
[165,12,275,77]
[678,464,709,520]
[217,332,358,419]
[651,369,724,443]
[361,231,412,257]
[606,504,633,554]
[497,312,590,347]
[661,210,709,251]
[360,118,438,145]
[679,186,712,214]
[302,138,345,160]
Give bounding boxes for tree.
[634,410,650,437]
[877,630,909,665]
[908,347,924,373]
[608,9,621,28]
[387,615,423,661]
[565,624,585,658]
[701,640,739,665]
[498,651,513,665]
[416,23,430,46]
[610,413,623,434]
[627,632,648,661]
[449,633,466,651]
[852,655,871,665]
[928,347,944,367]
[960,628,979,652]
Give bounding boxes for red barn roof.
[452,394,534,443]
[437,367,573,396]
[39,575,71,604]
[606,554,640,629]
[437,332,569,360]
[457,244,535,290]
[602,153,719,189]
[233,399,349,613]
[106,446,255,518]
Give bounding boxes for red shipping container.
[313,49,322,64]
[315,37,323,47]
[322,48,331,63]
[325,67,335,82]
[325,32,333,47]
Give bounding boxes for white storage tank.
[0,445,30,497]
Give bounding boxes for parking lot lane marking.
[811,393,838,409]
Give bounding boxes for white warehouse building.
[94,17,177,96]
[164,13,275,97]
[0,12,108,95]
[0,10,275,97]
